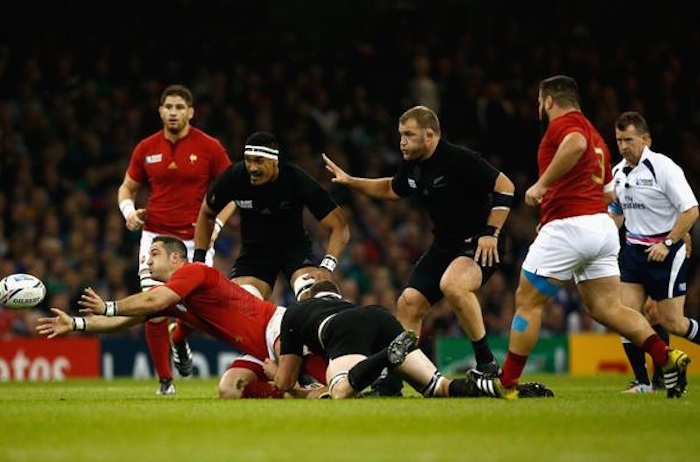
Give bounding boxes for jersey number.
[590,147,605,185]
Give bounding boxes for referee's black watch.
[663,238,674,248]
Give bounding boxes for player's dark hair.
[399,105,441,134]
[539,75,580,109]
[306,279,340,298]
[160,84,194,107]
[245,131,278,150]
[615,111,650,135]
[152,235,189,261]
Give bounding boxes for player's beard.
[166,120,186,136]
[538,109,550,136]
[402,137,428,161]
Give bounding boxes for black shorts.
[229,240,316,287]
[321,306,404,360]
[407,236,504,305]
[619,241,689,301]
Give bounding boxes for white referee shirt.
[611,146,698,245]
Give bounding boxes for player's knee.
[397,290,428,319]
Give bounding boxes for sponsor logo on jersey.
[146,154,163,164]
[236,200,253,209]
[189,153,198,164]
[635,178,654,187]
[408,178,417,189]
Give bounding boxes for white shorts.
[138,230,215,286]
[235,306,286,366]
[522,213,620,284]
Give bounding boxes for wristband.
[214,218,224,233]
[319,254,338,272]
[119,199,136,220]
[104,300,118,317]
[193,248,207,263]
[72,317,87,332]
[483,225,499,238]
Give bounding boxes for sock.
[371,369,404,396]
[471,335,495,365]
[302,354,328,385]
[500,351,528,389]
[145,320,172,380]
[242,381,284,399]
[622,339,650,384]
[171,319,195,344]
[641,333,668,368]
[684,318,699,344]
[347,348,391,391]
[653,323,670,345]
[448,378,479,397]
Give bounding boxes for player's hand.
[525,183,547,207]
[474,235,500,267]
[35,308,73,339]
[322,153,351,185]
[645,243,669,262]
[125,208,147,231]
[263,358,278,380]
[77,287,107,315]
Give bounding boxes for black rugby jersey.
[206,161,339,249]
[391,139,500,240]
[280,296,354,357]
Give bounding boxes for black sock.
[371,369,404,396]
[623,342,650,385]
[448,378,480,397]
[653,323,670,345]
[684,318,699,344]
[472,335,495,365]
[347,348,390,391]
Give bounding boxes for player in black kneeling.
[270,280,554,399]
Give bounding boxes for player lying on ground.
[268,279,554,399]
[35,234,326,399]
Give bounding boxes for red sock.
[500,351,528,388]
[302,354,328,385]
[171,319,194,344]
[242,381,284,399]
[145,320,172,380]
[642,333,668,367]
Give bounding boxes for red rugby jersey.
[127,127,231,239]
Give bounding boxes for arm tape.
[214,218,224,233]
[72,317,87,332]
[104,301,118,317]
[119,199,136,220]
[492,191,513,209]
[319,254,338,272]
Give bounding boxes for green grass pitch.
[1,374,697,462]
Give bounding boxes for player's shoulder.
[135,131,166,149]
[189,127,226,148]
[175,262,211,276]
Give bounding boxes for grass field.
[1,374,697,462]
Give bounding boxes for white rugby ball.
[0,273,47,310]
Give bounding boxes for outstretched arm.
[78,286,181,317]
[322,153,400,200]
[36,308,144,338]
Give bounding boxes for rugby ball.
[0,273,47,310]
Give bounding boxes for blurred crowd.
[2,1,700,351]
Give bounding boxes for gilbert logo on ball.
[0,273,47,310]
